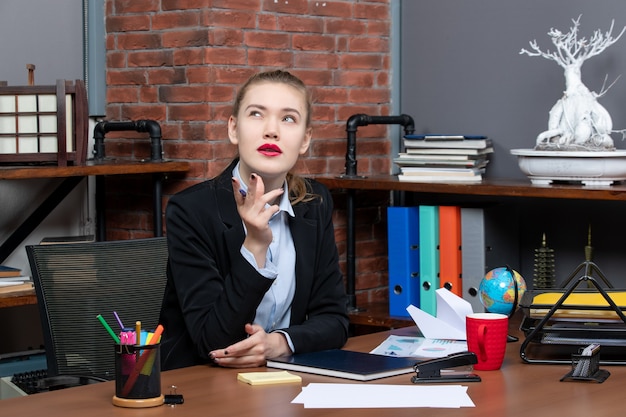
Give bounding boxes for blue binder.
[387,207,420,317]
[418,205,440,316]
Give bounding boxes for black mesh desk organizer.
[25,237,168,392]
[519,273,626,365]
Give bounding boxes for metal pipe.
[93,119,163,161]
[340,114,416,311]
[343,114,415,178]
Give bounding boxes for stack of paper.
[371,288,473,359]
[292,383,475,408]
[0,266,33,294]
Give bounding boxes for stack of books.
[394,135,493,183]
[0,265,33,294]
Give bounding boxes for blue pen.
[239,189,247,197]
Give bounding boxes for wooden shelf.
[0,159,189,180]
[0,289,36,309]
[318,175,626,329]
[316,175,626,201]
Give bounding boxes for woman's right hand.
[232,173,284,268]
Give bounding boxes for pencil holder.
[560,348,610,383]
[112,343,164,408]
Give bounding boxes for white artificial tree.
[520,16,626,151]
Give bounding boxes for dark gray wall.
[400,1,626,179]
[399,2,626,287]
[0,0,83,85]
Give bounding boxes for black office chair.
[25,237,168,391]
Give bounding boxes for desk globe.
[479,267,527,315]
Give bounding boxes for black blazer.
[159,159,349,370]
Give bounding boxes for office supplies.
[418,205,439,316]
[164,385,184,405]
[387,206,420,317]
[113,311,125,329]
[120,325,164,397]
[519,272,626,365]
[561,343,610,383]
[135,321,141,346]
[237,371,302,385]
[267,349,417,381]
[291,383,475,408]
[406,288,473,340]
[96,314,121,344]
[370,335,468,359]
[438,206,462,296]
[113,342,163,407]
[412,351,481,383]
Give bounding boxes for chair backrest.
[26,237,168,380]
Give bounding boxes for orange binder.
[438,206,462,297]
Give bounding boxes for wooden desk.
[2,322,623,416]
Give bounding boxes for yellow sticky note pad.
[237,371,302,386]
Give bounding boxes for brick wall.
[103,0,393,304]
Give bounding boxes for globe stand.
[506,273,520,343]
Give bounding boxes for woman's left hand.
[209,323,291,368]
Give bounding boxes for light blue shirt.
[233,164,296,351]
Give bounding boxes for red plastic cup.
[466,313,508,371]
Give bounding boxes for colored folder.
[460,207,486,312]
[460,206,520,313]
[387,207,420,317]
[418,205,440,316]
[438,206,462,297]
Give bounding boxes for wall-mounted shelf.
[316,175,626,327]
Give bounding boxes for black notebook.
[266,349,418,381]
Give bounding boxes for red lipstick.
[257,143,282,155]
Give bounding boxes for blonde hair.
[233,70,317,205]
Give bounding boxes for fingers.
[209,325,269,368]
[232,174,284,213]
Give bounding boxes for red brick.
[292,34,335,52]
[128,50,174,67]
[152,11,201,30]
[244,32,290,49]
[107,15,151,32]
[161,0,209,11]
[263,0,308,14]
[162,30,210,48]
[113,0,159,14]
[116,33,162,50]
[278,16,324,33]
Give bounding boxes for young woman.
[159,70,349,370]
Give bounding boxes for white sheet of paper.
[412,338,468,358]
[407,288,474,340]
[292,383,475,408]
[435,288,474,330]
[407,304,466,340]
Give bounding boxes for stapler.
[411,351,481,383]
